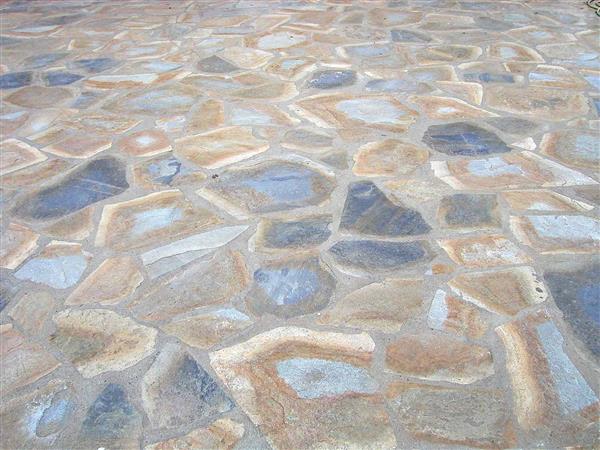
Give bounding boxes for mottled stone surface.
[307,70,356,89]
[438,193,500,230]
[352,139,429,177]
[423,122,511,156]
[1,139,47,176]
[0,222,39,269]
[251,216,331,250]
[428,290,487,339]
[145,418,244,450]
[439,234,530,268]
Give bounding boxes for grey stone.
[423,122,511,156]
[44,71,83,86]
[308,70,356,89]
[438,193,500,229]
[0,71,32,89]
[391,29,431,42]
[329,240,432,272]
[197,55,239,73]
[257,216,332,249]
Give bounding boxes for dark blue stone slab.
[81,384,137,440]
[72,57,119,73]
[0,71,32,89]
[422,122,511,156]
[308,70,356,89]
[45,71,83,86]
[329,240,431,272]
[262,216,332,248]
[545,265,600,358]
[340,181,430,236]
[15,157,128,221]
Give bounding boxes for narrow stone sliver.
[0,1,598,449]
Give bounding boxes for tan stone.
[50,309,157,378]
[8,290,56,335]
[84,71,183,89]
[265,56,317,80]
[435,81,483,105]
[218,46,272,69]
[438,234,531,268]
[0,139,47,176]
[540,130,598,169]
[0,222,39,269]
[501,190,593,212]
[5,86,73,109]
[488,42,544,61]
[427,290,487,339]
[409,95,496,119]
[415,45,482,65]
[529,65,588,89]
[119,129,171,157]
[187,99,225,133]
[318,278,423,333]
[352,139,429,177]
[230,81,298,101]
[42,207,94,241]
[145,418,244,450]
[43,132,112,159]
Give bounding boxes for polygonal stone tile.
[438,193,500,230]
[251,215,331,251]
[175,126,268,169]
[118,129,171,157]
[410,96,496,120]
[428,290,487,339]
[197,55,240,74]
[318,278,423,333]
[423,122,511,156]
[265,56,316,80]
[218,46,272,69]
[281,128,333,152]
[540,130,599,169]
[386,334,494,384]
[105,84,199,116]
[85,72,183,89]
[187,99,224,133]
[132,154,206,190]
[439,235,531,268]
[44,71,83,86]
[8,290,57,336]
[436,80,483,104]
[352,139,429,177]
[488,42,544,61]
[0,139,47,176]
[42,207,94,241]
[210,327,397,449]
[529,65,589,89]
[307,70,356,89]
[248,31,308,50]
[415,44,482,65]
[501,190,594,212]
[145,418,244,450]
[391,28,432,42]
[95,190,220,251]
[71,57,120,73]
[198,160,335,218]
[229,103,297,127]
[0,71,33,89]
[42,132,112,159]
[5,86,73,108]
[142,343,233,430]
[449,266,547,315]
[0,222,39,269]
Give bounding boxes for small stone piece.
[307,70,356,89]
[439,235,530,268]
[197,55,240,73]
[423,122,511,156]
[0,222,39,269]
[145,418,245,450]
[1,139,47,175]
[119,129,171,157]
[8,290,56,335]
[44,71,83,86]
[427,290,487,339]
[251,216,331,251]
[438,193,500,230]
[352,139,429,177]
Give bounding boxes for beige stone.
[5,86,73,109]
[119,129,171,157]
[501,190,593,212]
[0,139,47,176]
[8,290,56,335]
[352,139,429,177]
[410,95,496,119]
[427,290,487,339]
[145,418,244,450]
[0,222,39,269]
[439,234,531,268]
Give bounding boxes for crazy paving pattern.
[1,0,599,449]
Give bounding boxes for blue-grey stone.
[340,181,430,237]
[276,358,378,399]
[346,44,392,58]
[72,57,119,73]
[0,71,32,89]
[44,71,83,86]
[464,72,515,83]
[365,78,419,92]
[545,265,600,358]
[247,257,335,318]
[22,52,68,69]
[485,117,540,135]
[36,14,83,26]
[474,17,512,31]
[439,193,500,229]
[197,55,239,73]
[147,156,182,185]
[81,384,139,441]
[71,91,100,109]
[329,240,431,272]
[14,254,88,289]
[260,216,331,249]
[15,156,128,221]
[391,29,431,42]
[423,122,511,156]
[308,70,356,89]
[36,388,73,437]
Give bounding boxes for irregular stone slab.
[44,71,83,86]
[22,52,68,69]
[141,225,248,279]
[439,235,530,268]
[340,181,430,237]
[71,57,120,73]
[130,251,250,322]
[496,312,598,441]
[50,309,157,378]
[502,190,593,212]
[95,190,220,251]
[42,207,94,241]
[246,255,335,318]
[162,308,252,350]
[529,65,588,89]
[133,154,206,190]
[449,266,547,316]
[218,46,272,69]
[197,55,240,73]
[0,71,33,89]
[438,193,500,230]
[386,334,493,384]
[8,290,57,335]
[415,44,482,65]
[265,56,316,80]
[15,156,128,221]
[1,138,47,176]
[281,128,333,152]
[186,99,224,133]
[66,257,143,306]
[0,380,74,449]
[511,215,599,254]
[230,103,297,127]
[423,122,511,156]
[85,72,186,90]
[432,152,597,190]
[463,71,516,84]
[106,84,199,116]
[339,43,393,59]
[42,132,112,159]
[0,324,60,396]
[307,70,356,89]
[391,29,431,42]
[410,96,496,120]
[294,93,418,132]
[119,129,171,157]
[145,418,244,450]
[319,278,423,333]
[352,139,429,177]
[142,343,233,430]
[485,116,541,135]
[198,160,335,218]
[545,264,600,358]
[0,222,39,269]
[251,216,331,251]
[175,126,268,169]
[329,240,432,274]
[5,86,73,108]
[486,86,588,121]
[14,241,91,289]
[488,42,544,61]
[388,383,511,447]
[210,327,396,450]
[428,290,487,339]
[250,31,307,50]
[540,130,598,169]
[80,384,142,450]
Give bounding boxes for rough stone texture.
[145,418,245,450]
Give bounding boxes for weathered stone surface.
[411,96,495,120]
[540,130,598,169]
[502,190,593,212]
[0,222,39,269]
[145,418,245,450]
[439,235,530,268]
[352,139,429,177]
[1,139,47,176]
[0,71,33,89]
[423,122,510,156]
[197,55,240,73]
[281,128,333,152]
[307,70,356,89]
[210,327,397,449]
[119,129,171,157]
[198,160,335,218]
[438,193,500,230]
[1,324,60,396]
[8,290,57,335]
[50,309,157,378]
[42,207,95,241]
[251,216,331,251]
[319,278,423,332]
[218,46,272,69]
[142,343,233,429]
[428,290,487,339]
[5,86,73,108]
[386,334,493,384]
[42,132,112,159]
[106,84,199,115]
[66,257,143,306]
[44,71,83,86]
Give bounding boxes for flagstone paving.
[0,0,598,449]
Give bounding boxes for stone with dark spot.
[197,55,239,73]
[340,181,430,236]
[438,193,500,230]
[0,72,32,89]
[308,70,356,89]
[545,265,600,358]
[15,156,129,221]
[423,122,511,156]
[44,71,83,86]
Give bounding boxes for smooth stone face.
[410,95,495,120]
[1,139,48,176]
[145,418,244,450]
[308,70,356,89]
[423,122,511,156]
[72,57,119,73]
[540,131,599,169]
[50,309,157,378]
[5,86,73,108]
[428,290,487,339]
[252,216,332,250]
[8,290,56,335]
[281,128,333,151]
[365,78,420,93]
[80,384,141,449]
[340,181,431,237]
[438,193,500,230]
[255,32,307,50]
[439,235,531,268]
[545,265,600,357]
[0,222,38,270]
[0,71,32,89]
[22,52,67,69]
[197,55,240,73]
[352,139,429,177]
[44,71,83,86]
[142,343,234,429]
[501,190,592,212]
[119,129,171,157]
[15,157,128,221]
[485,116,541,135]
[391,29,431,42]
[464,72,515,83]
[329,240,432,273]
[107,84,198,115]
